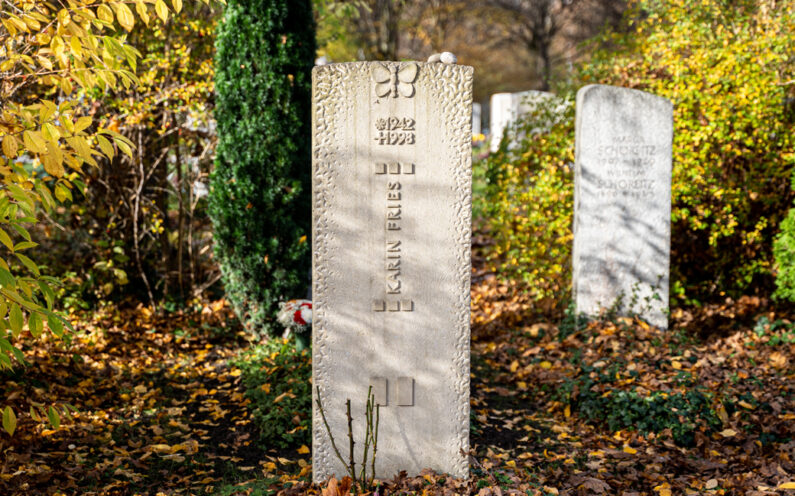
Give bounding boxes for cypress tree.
[210,0,316,336]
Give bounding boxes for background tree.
[209,0,316,338]
[483,0,626,90]
[43,2,223,307]
[0,0,194,434]
[349,0,406,60]
[314,0,364,61]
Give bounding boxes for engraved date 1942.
[375,116,416,145]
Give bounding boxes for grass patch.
[235,339,312,452]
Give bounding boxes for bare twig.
[466,448,498,486]
[371,402,380,487]
[132,129,154,306]
[347,398,357,489]
[315,386,356,482]
[316,385,382,493]
[39,209,66,232]
[191,271,222,298]
[174,115,185,299]
[359,386,373,484]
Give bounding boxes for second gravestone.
[572,84,673,329]
[312,62,472,480]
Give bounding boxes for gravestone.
[488,90,559,152]
[312,61,472,481]
[572,84,673,329]
[472,102,482,136]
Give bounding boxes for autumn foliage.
[482,96,575,309]
[483,0,795,307]
[0,0,182,430]
[0,0,793,494]
[584,0,795,300]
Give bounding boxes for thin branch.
[39,209,66,232]
[190,271,221,298]
[315,386,356,482]
[371,403,380,487]
[359,386,373,484]
[132,129,155,306]
[347,398,357,489]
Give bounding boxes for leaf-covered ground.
[1,272,794,494]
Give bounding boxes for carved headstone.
[312,61,472,480]
[488,90,562,152]
[472,102,482,136]
[572,84,673,329]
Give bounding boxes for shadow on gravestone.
[572,84,673,329]
[311,61,472,481]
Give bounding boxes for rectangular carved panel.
[397,377,414,406]
[369,377,388,407]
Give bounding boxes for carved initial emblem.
[372,62,418,98]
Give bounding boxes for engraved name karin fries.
[386,178,403,294]
[372,162,415,312]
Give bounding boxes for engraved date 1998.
[375,116,415,145]
[375,131,415,145]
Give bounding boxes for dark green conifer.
[210,0,316,336]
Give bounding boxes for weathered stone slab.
[488,90,556,152]
[472,102,482,136]
[312,61,472,481]
[572,84,673,329]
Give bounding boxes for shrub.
[773,205,795,302]
[481,95,575,309]
[0,0,182,431]
[210,0,316,337]
[484,0,795,307]
[582,0,795,301]
[236,339,312,451]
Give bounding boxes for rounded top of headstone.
[440,52,457,64]
[576,84,672,112]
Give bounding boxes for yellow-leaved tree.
[0,0,208,436]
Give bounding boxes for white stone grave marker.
[312,61,472,481]
[572,84,673,329]
[488,90,556,152]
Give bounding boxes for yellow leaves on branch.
[0,1,161,184]
[155,0,169,23]
[114,2,136,31]
[0,0,196,434]
[4,101,133,179]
